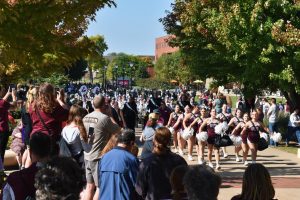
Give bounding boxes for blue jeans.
[269,122,278,146]
[296,128,300,145]
[286,126,300,145]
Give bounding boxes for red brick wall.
[155,35,179,61]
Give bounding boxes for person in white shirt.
[267,98,279,146]
[287,107,300,146]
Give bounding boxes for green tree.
[161,0,300,109]
[85,35,108,83]
[65,59,88,81]
[106,53,152,84]
[0,0,115,85]
[155,51,195,85]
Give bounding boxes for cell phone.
[9,84,16,92]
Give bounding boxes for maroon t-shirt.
[0,99,10,132]
[29,104,69,140]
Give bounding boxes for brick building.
[155,35,179,61]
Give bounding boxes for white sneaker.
[208,162,214,168]
[216,164,221,170]
[178,149,184,156]
[173,147,178,153]
[251,160,256,164]
[244,161,249,166]
[223,153,229,158]
[188,155,194,161]
[236,157,240,162]
[198,157,204,165]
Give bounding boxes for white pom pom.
[230,135,242,146]
[214,124,223,135]
[196,131,208,142]
[221,122,229,132]
[271,132,282,143]
[182,128,194,140]
[260,132,269,142]
[169,127,175,134]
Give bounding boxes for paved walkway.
[135,127,300,200]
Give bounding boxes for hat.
[153,109,160,114]
[149,113,159,120]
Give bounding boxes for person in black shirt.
[122,96,138,132]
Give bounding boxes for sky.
[85,0,174,56]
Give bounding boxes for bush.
[135,78,175,90]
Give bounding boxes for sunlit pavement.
[135,127,300,200]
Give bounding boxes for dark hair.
[117,129,135,145]
[240,163,275,200]
[183,165,221,200]
[29,132,51,159]
[170,165,189,200]
[35,157,85,200]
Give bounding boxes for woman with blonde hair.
[21,86,38,168]
[136,127,187,200]
[61,105,87,167]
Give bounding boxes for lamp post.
[114,65,118,89]
[129,63,133,89]
[122,65,125,90]
[103,66,107,90]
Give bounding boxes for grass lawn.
[276,145,299,155]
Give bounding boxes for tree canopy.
[161,0,300,108]
[0,0,115,85]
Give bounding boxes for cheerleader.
[189,107,207,164]
[182,106,200,161]
[216,104,232,158]
[231,112,249,165]
[199,109,221,170]
[167,104,182,152]
[241,111,270,164]
[173,105,191,156]
[228,108,243,162]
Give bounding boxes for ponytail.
[74,116,88,143]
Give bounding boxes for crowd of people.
[0,82,298,199]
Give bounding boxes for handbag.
[258,137,268,151]
[214,134,233,148]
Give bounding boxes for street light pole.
[122,65,125,90]
[114,65,118,89]
[104,66,107,91]
[129,63,133,90]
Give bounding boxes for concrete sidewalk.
[136,127,300,200]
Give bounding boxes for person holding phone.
[0,86,17,161]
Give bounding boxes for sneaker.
[178,149,184,156]
[216,164,221,170]
[244,161,249,166]
[172,147,178,153]
[188,155,194,161]
[223,153,229,158]
[198,157,204,165]
[236,157,240,162]
[208,162,214,168]
[251,160,256,164]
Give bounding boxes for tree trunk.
[89,66,93,83]
[282,89,300,112]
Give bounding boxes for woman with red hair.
[29,83,69,155]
